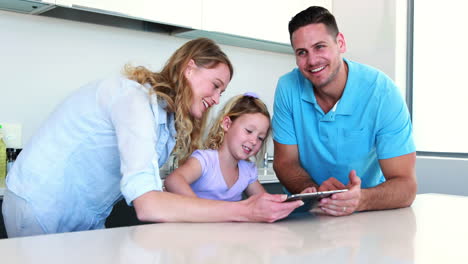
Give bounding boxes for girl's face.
[184,60,231,120]
[222,113,270,160]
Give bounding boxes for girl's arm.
[244,181,266,197]
[164,157,202,197]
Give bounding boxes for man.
[272,6,416,216]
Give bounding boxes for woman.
[2,38,302,238]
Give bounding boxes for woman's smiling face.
[185,60,231,120]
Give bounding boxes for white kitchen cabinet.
[55,0,202,29]
[201,0,332,45]
[14,0,332,53]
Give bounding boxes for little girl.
[164,93,270,201]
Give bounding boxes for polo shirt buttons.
[320,113,335,122]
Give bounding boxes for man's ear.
[221,116,232,132]
[336,32,347,53]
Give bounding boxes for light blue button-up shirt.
[6,75,176,233]
[273,58,415,188]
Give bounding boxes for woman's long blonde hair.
[124,38,234,163]
[205,94,271,161]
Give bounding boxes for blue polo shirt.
[272,58,415,188]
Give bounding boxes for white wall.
[0,10,295,154]
[333,0,399,89]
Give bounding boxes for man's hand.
[318,177,347,192]
[300,186,317,193]
[317,170,361,216]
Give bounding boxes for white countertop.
[1,193,467,263]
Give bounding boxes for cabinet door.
[202,0,332,45]
[55,0,202,29]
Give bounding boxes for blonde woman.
[3,38,302,238]
[165,93,269,201]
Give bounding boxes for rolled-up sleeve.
[110,84,163,205]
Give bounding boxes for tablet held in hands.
[284,189,349,202]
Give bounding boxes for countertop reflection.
[1,193,467,264]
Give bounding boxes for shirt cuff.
[121,171,163,205]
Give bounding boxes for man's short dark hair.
[288,6,339,42]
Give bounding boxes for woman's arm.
[164,157,202,197]
[133,190,303,223]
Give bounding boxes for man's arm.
[319,152,417,215]
[273,140,318,194]
[350,76,417,211]
[358,152,417,211]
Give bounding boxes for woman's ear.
[221,116,232,132]
[184,59,196,79]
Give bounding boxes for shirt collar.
[299,57,357,116]
[155,97,177,137]
[335,58,356,115]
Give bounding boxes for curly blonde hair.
[205,94,271,161]
[124,38,234,164]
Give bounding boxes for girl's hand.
[242,193,303,222]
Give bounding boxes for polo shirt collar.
[300,71,317,104]
[335,58,357,115]
[299,57,359,116]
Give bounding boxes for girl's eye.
[316,44,325,50]
[245,129,252,134]
[258,137,265,141]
